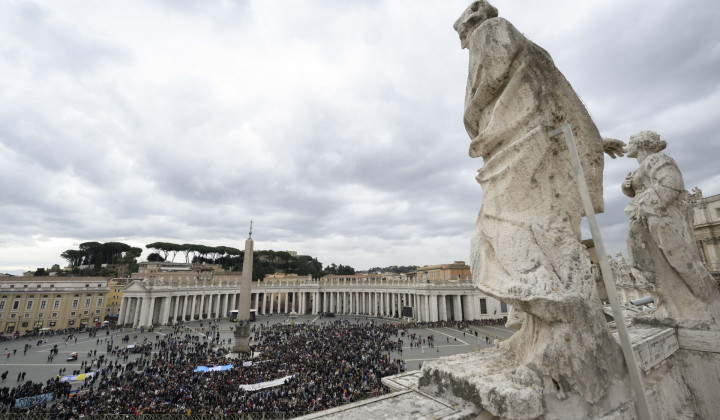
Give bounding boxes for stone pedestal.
[233,322,250,353]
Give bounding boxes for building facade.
[105,278,130,320]
[691,188,720,279]
[0,277,109,334]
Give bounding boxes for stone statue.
[454,0,628,405]
[622,130,720,323]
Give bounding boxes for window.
[68,320,74,326]
[10,314,16,319]
[40,301,47,310]
[12,301,19,310]
[500,301,508,313]
[51,313,58,318]
[72,300,78,308]
[84,299,91,307]
[0,314,3,319]
[49,321,56,327]
[82,311,89,315]
[26,301,33,310]
[97,298,103,307]
[5,322,15,333]
[34,321,43,328]
[715,207,720,217]
[53,300,60,309]
[480,298,487,315]
[0,301,4,310]
[70,312,76,317]
[37,313,43,318]
[21,322,28,328]
[23,314,30,318]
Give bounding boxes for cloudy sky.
[1,0,719,275]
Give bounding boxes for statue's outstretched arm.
[602,138,626,159]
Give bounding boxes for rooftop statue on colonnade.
[622,130,720,325]
[421,1,633,417]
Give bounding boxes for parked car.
[66,352,78,361]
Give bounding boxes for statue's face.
[454,2,494,49]
[627,140,638,158]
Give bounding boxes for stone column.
[161,297,171,325]
[415,295,422,322]
[144,297,156,326]
[118,298,127,325]
[189,295,196,321]
[229,294,236,312]
[253,293,259,313]
[430,295,439,322]
[462,295,473,320]
[221,293,229,318]
[172,297,180,324]
[391,293,396,318]
[439,295,448,321]
[453,295,463,322]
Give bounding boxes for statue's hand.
[622,172,635,197]
[603,138,626,159]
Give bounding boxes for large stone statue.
[454,0,628,406]
[622,130,720,323]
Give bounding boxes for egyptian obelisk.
[233,221,254,353]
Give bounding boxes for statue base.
[419,348,635,420]
[233,323,251,354]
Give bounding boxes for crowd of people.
[1,316,509,416]
[8,320,404,416]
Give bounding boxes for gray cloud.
[0,0,718,274]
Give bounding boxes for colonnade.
[120,289,502,327]
[250,290,485,322]
[119,292,241,326]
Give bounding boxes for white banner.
[238,375,294,391]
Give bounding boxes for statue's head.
[627,130,666,157]
[454,1,498,49]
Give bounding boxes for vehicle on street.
[66,352,78,361]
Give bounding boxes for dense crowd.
[10,320,404,416]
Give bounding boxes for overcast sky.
[1,0,719,275]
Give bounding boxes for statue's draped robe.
[466,17,605,321]
[626,152,720,320]
[462,15,628,404]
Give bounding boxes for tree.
[60,250,85,267]
[147,253,165,262]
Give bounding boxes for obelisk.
[233,221,254,353]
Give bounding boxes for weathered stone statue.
[453,0,629,409]
[622,130,720,323]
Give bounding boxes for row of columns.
[120,290,490,327]
[119,292,241,327]
[252,290,485,322]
